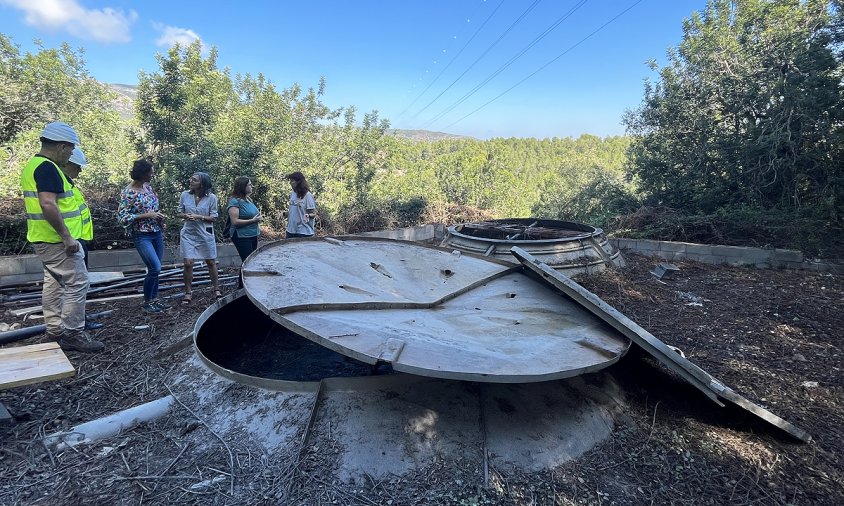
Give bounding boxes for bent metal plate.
[241,237,630,383]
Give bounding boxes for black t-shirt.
[32,158,73,194]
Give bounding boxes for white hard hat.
[69,147,87,167]
[40,121,80,145]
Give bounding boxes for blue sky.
[1,0,707,139]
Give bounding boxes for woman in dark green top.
[227,176,262,262]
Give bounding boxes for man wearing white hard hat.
[19,122,104,352]
[61,147,105,331]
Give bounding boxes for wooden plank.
[512,246,811,442]
[0,342,75,390]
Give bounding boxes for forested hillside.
[1,0,841,256]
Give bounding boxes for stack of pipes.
[0,262,238,345]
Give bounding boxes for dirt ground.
[0,252,842,505]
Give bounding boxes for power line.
[443,0,645,131]
[399,0,506,118]
[409,0,543,120]
[421,0,589,129]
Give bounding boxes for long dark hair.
[287,171,309,199]
[231,176,251,199]
[130,159,153,181]
[189,172,213,197]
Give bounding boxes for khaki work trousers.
[32,241,89,335]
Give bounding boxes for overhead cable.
[409,0,543,120]
[443,0,645,130]
[422,0,589,128]
[399,0,506,118]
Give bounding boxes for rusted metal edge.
[192,291,436,392]
[511,246,811,443]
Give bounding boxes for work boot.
[57,330,105,353]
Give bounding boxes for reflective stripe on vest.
[20,156,83,243]
[76,188,93,241]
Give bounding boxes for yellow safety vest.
[75,186,93,241]
[20,156,83,243]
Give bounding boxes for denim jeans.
[134,230,164,301]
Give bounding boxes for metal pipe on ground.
[0,267,210,304]
[1,264,212,302]
[43,395,174,450]
[7,278,237,317]
[0,310,114,345]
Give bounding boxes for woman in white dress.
[177,172,220,303]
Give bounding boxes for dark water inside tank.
[195,296,382,381]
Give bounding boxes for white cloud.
[152,22,207,53]
[1,0,137,43]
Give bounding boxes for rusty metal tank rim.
[193,290,438,392]
[446,218,602,244]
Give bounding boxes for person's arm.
[305,193,317,220]
[38,192,78,254]
[228,204,261,227]
[201,195,219,223]
[176,193,197,221]
[118,189,165,226]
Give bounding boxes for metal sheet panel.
[512,246,811,442]
[241,237,630,383]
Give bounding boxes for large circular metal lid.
[242,237,629,383]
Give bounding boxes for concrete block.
[0,257,26,277]
[117,250,141,266]
[23,256,44,274]
[683,253,710,263]
[609,238,632,251]
[358,224,436,242]
[87,250,115,270]
[737,250,772,264]
[651,263,680,279]
[658,241,686,253]
[711,245,748,258]
[635,240,660,251]
[773,249,803,263]
[682,243,710,256]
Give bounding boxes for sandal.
[182,292,192,304]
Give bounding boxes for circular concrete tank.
[192,292,628,479]
[194,290,387,390]
[441,218,624,275]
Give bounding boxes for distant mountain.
[107,83,137,120]
[386,129,473,141]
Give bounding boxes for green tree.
[0,34,134,197]
[624,0,843,220]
